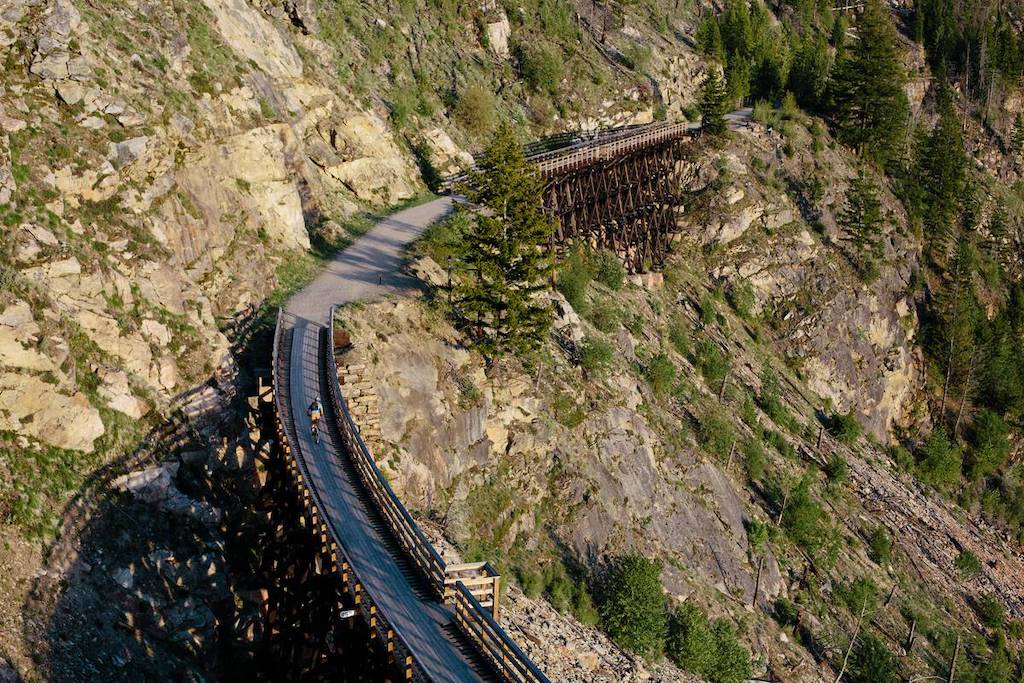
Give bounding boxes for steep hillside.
[1,0,1024,680]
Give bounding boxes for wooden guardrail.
[327,306,550,683]
[452,582,549,683]
[533,121,692,176]
[272,310,421,681]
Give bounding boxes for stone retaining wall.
[337,359,381,447]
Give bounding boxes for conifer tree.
[724,51,750,108]
[1012,113,1024,158]
[838,169,885,281]
[700,69,729,136]
[936,233,981,420]
[696,15,726,63]
[829,0,909,167]
[916,86,967,239]
[789,34,831,111]
[456,123,554,357]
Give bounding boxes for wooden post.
[833,604,867,683]
[777,490,789,527]
[904,619,916,656]
[752,555,764,607]
[726,440,737,470]
[718,368,730,402]
[492,576,501,621]
[948,635,961,683]
[884,583,897,608]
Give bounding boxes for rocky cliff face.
[685,127,922,440]
[0,0,426,454]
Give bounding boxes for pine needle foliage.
[456,123,555,357]
[829,0,908,167]
[700,69,729,136]
[838,169,885,281]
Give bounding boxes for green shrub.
[837,576,879,614]
[668,316,691,356]
[954,549,982,577]
[967,410,1011,481]
[644,352,677,396]
[667,604,752,683]
[587,298,620,332]
[773,596,800,626]
[454,84,497,137]
[740,392,758,427]
[593,250,625,290]
[824,456,849,488]
[580,337,614,376]
[829,410,862,444]
[778,476,834,558]
[765,430,795,459]
[699,295,717,325]
[517,568,544,598]
[743,439,767,481]
[599,555,667,658]
[520,42,563,95]
[916,429,962,490]
[700,409,735,458]
[621,41,652,71]
[977,593,1006,628]
[752,99,779,126]
[695,339,731,389]
[574,585,600,626]
[726,279,755,319]
[552,392,585,428]
[867,526,892,565]
[746,519,770,551]
[758,368,797,432]
[849,633,898,683]
[556,250,594,313]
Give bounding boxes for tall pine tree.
[829,0,909,167]
[838,168,885,282]
[700,68,729,136]
[916,85,967,241]
[456,123,555,357]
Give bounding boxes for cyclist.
[308,396,324,443]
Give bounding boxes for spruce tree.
[724,51,750,108]
[1012,113,1024,158]
[916,86,967,239]
[696,15,726,63]
[700,68,729,136]
[829,0,909,167]
[789,34,831,111]
[838,169,885,281]
[456,123,554,357]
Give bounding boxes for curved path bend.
[279,196,502,681]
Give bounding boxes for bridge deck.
[284,315,494,681]
[279,197,512,681]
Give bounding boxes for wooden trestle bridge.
[266,121,702,681]
[530,121,694,273]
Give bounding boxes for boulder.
[0,302,62,376]
[0,373,104,452]
[419,127,474,177]
[485,13,511,59]
[97,367,148,419]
